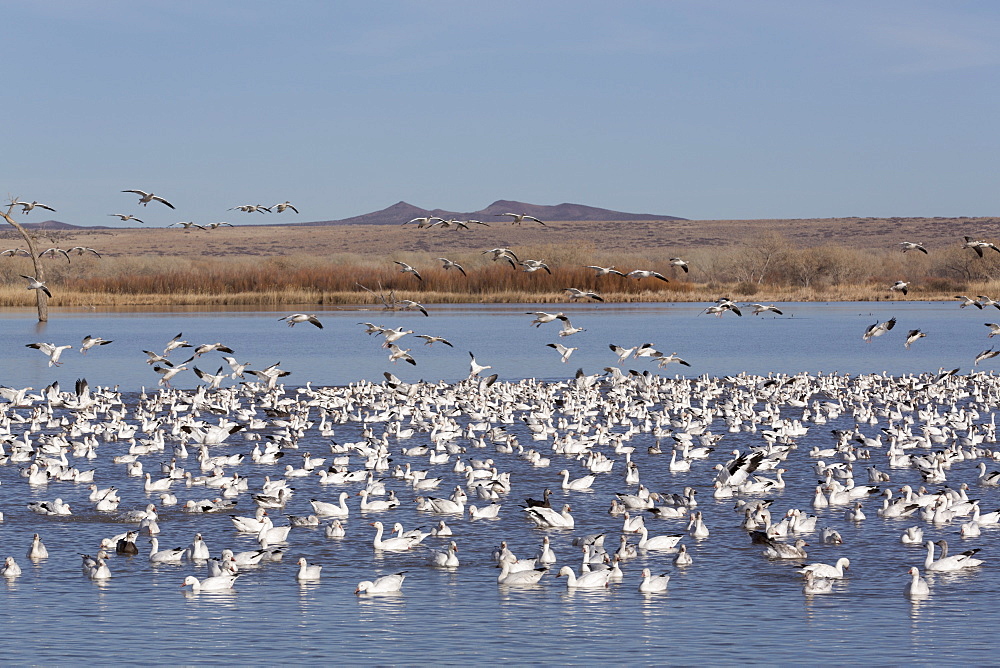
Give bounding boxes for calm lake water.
[0,302,997,664]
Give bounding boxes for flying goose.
[564,287,603,302]
[627,269,669,282]
[962,236,1000,257]
[585,265,626,277]
[545,343,577,363]
[26,342,73,366]
[12,200,55,214]
[862,317,896,342]
[903,329,926,348]
[393,261,422,281]
[20,274,51,298]
[80,335,113,354]
[123,189,175,208]
[109,213,144,223]
[497,212,544,225]
[279,313,323,329]
[272,201,299,213]
[437,258,467,276]
[898,241,928,254]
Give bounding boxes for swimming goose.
[186,533,211,561]
[560,469,595,490]
[428,541,460,568]
[557,565,609,589]
[901,526,924,544]
[802,571,833,595]
[638,568,670,593]
[762,537,809,560]
[296,557,323,581]
[924,540,983,571]
[27,533,49,559]
[148,538,186,563]
[87,557,111,580]
[524,504,575,529]
[182,574,239,592]
[1,556,21,578]
[230,507,269,533]
[370,521,419,551]
[469,502,502,520]
[673,544,693,567]
[356,572,405,594]
[325,520,346,538]
[905,566,930,598]
[497,557,547,585]
[310,492,350,517]
[798,557,850,579]
[636,527,683,551]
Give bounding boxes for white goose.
[560,469,596,490]
[524,504,575,529]
[905,566,930,598]
[798,557,850,579]
[296,557,322,581]
[356,572,405,594]
[427,541,460,568]
[370,521,419,551]
[557,565,610,589]
[182,574,238,592]
[148,538,185,563]
[636,527,683,551]
[310,492,350,518]
[638,568,670,593]
[924,540,983,571]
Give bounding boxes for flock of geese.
[5,196,1000,612]
[1,313,999,605]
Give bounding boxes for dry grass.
[4,216,1000,305]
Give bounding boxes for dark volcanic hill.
[19,220,111,230]
[288,200,684,226]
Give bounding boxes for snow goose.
[27,533,49,559]
[357,489,398,512]
[325,520,346,538]
[186,533,211,561]
[798,557,850,579]
[356,572,405,594]
[636,527,683,551]
[560,469,596,491]
[673,544,693,567]
[220,548,266,567]
[905,566,930,598]
[901,526,924,544]
[819,528,843,545]
[536,536,557,564]
[427,541,460,568]
[148,538,185,563]
[230,508,268,533]
[430,520,453,537]
[687,511,710,539]
[557,565,609,589]
[469,503,501,520]
[310,492,350,518]
[87,557,111,580]
[802,571,833,595]
[924,540,983,571]
[256,517,292,545]
[638,568,670,593]
[762,537,809,560]
[370,521,418,551]
[1,556,22,578]
[296,557,322,581]
[524,504,575,529]
[182,574,239,592]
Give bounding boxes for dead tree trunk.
[2,199,48,321]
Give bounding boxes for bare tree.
[2,197,48,321]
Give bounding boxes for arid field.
[2,215,1000,306]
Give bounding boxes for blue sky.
[4,1,998,227]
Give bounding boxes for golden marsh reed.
[3,219,1000,305]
